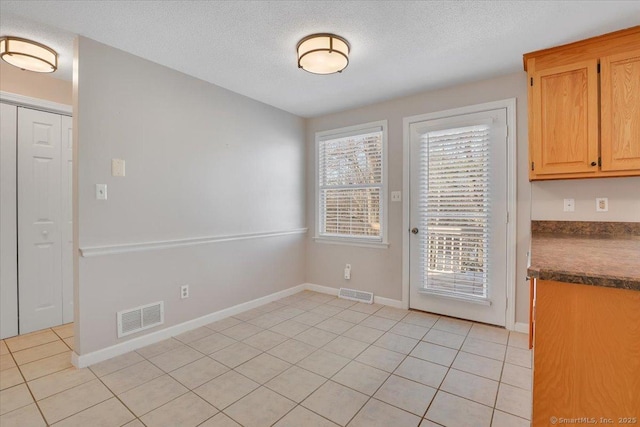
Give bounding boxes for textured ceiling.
[1,1,639,117]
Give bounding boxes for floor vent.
[117,301,164,338]
[338,288,374,304]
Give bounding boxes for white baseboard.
[73,284,306,368]
[305,283,404,309]
[514,322,529,334]
[74,282,406,368]
[305,283,339,296]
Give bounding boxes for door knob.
[411,228,419,234]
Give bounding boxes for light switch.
[96,184,107,200]
[112,159,125,177]
[391,191,402,202]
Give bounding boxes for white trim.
[312,237,389,249]
[305,283,404,308]
[79,228,308,257]
[314,120,389,246]
[514,322,529,334]
[305,283,339,296]
[402,98,518,328]
[0,91,72,116]
[504,98,518,332]
[73,283,308,368]
[72,281,405,368]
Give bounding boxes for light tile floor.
[0,291,532,426]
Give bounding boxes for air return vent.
[338,288,374,304]
[117,301,164,338]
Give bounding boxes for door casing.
[401,99,517,330]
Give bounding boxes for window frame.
[314,120,389,248]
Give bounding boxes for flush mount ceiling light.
[297,33,350,75]
[0,36,58,73]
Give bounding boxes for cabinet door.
[601,49,640,172]
[533,280,640,424]
[531,60,599,176]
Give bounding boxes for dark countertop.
[528,222,640,291]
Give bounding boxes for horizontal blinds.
[419,125,491,299]
[319,131,383,239]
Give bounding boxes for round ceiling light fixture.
[297,33,350,75]
[0,36,58,73]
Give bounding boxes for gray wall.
[306,72,533,324]
[74,37,306,354]
[531,178,640,221]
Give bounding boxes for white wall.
[531,178,640,221]
[74,37,306,354]
[306,72,532,324]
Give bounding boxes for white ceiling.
[1,1,639,117]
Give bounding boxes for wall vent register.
[338,288,374,304]
[117,301,164,338]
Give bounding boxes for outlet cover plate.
[563,198,575,212]
[596,198,608,212]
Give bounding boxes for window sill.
[312,237,389,249]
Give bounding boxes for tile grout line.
[5,292,531,426]
[9,327,59,426]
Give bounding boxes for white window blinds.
[318,129,384,240]
[418,124,491,300]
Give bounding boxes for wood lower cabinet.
[532,280,640,425]
[525,26,640,181]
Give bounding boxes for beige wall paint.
[306,72,533,325]
[0,62,71,105]
[531,178,640,222]
[74,37,306,354]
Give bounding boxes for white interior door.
[61,115,73,324]
[18,107,63,334]
[409,108,508,326]
[1,103,19,339]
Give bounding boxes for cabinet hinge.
[598,157,601,167]
[530,77,533,86]
[531,162,535,171]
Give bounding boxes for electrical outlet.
[563,198,575,212]
[391,191,402,202]
[596,197,608,212]
[180,285,189,299]
[344,264,351,280]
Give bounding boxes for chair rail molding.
[79,227,309,257]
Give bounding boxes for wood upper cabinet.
[525,26,640,180]
[601,49,640,171]
[531,60,599,176]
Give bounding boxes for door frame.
[401,98,517,330]
[0,91,72,116]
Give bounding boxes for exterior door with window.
[409,108,508,326]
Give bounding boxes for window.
[419,123,492,299]
[315,121,387,246]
